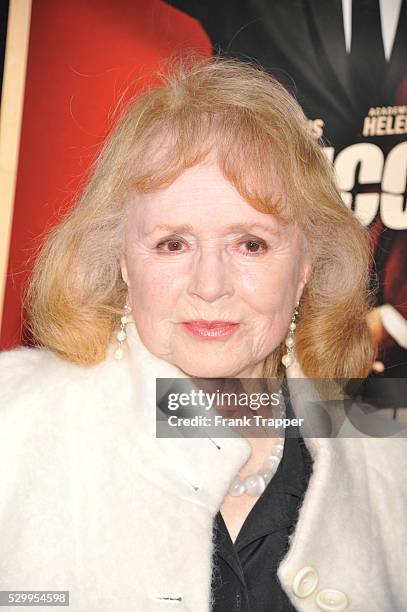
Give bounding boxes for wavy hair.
[24,55,375,377]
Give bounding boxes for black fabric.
[351,0,387,109]
[210,393,314,611]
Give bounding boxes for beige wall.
[0,0,32,325]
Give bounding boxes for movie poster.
[166,0,407,384]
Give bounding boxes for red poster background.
[0,0,210,348]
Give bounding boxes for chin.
[177,360,240,379]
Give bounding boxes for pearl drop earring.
[113,302,132,360]
[281,300,300,368]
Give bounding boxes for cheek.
[126,257,185,317]
[239,261,300,317]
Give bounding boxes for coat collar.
[115,320,253,512]
[109,319,354,499]
[107,319,347,511]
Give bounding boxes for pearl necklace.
[228,391,286,497]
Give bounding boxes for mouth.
[181,320,240,340]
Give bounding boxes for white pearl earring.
[281,300,300,368]
[113,302,132,360]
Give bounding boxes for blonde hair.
[25,55,375,377]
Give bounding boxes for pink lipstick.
[181,320,239,340]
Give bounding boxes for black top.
[211,395,314,611]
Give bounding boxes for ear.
[296,256,312,304]
[119,253,129,287]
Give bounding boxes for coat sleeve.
[0,347,79,598]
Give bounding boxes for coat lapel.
[384,0,407,94]
[306,0,358,114]
[121,320,252,513]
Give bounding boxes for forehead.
[130,162,284,232]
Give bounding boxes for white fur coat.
[0,321,406,611]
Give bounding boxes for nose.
[187,243,234,303]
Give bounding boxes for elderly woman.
[0,57,406,612]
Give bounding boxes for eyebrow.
[145,222,280,236]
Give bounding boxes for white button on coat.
[315,588,348,611]
[292,566,319,598]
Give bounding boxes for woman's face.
[120,162,311,378]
